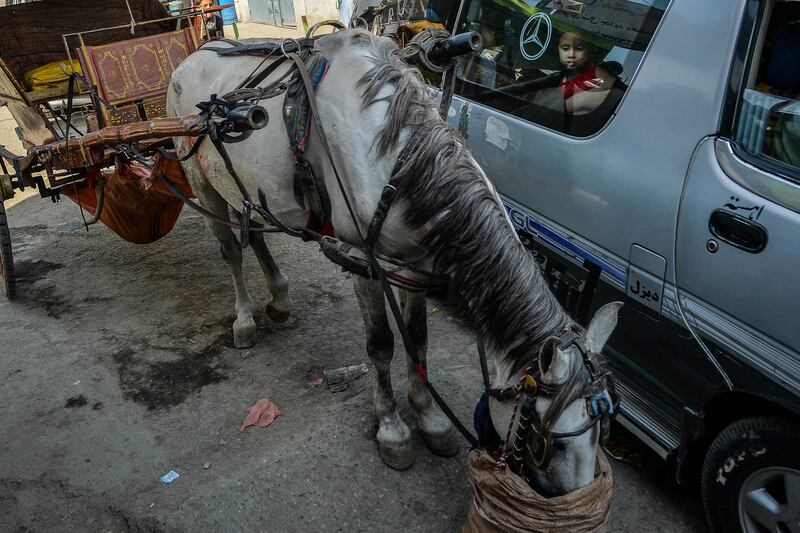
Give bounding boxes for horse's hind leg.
[189,177,257,348]
[352,275,414,470]
[400,289,460,457]
[248,230,292,322]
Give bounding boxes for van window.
[453,0,669,137]
[733,2,800,177]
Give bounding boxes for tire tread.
[701,416,800,533]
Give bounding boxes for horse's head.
[489,302,622,496]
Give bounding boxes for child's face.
[558,32,591,72]
[199,0,214,17]
[480,26,497,48]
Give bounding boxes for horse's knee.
[366,329,394,362]
[218,236,242,265]
[401,291,428,349]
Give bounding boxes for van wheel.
[702,417,800,533]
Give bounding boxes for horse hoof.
[233,316,257,348]
[378,442,415,470]
[422,427,461,458]
[266,302,290,323]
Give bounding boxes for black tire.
[701,417,800,533]
[0,199,15,300]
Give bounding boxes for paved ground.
[0,21,707,533]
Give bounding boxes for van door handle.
[708,209,768,253]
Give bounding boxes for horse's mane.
[354,32,572,375]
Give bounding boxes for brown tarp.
[61,155,193,244]
[461,450,613,533]
[0,0,173,81]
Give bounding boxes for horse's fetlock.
[274,274,290,293]
[367,334,393,356]
[406,390,431,412]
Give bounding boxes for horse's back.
[167,40,304,224]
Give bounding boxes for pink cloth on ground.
[240,398,282,432]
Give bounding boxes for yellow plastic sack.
[23,59,82,91]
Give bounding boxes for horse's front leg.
[248,230,292,323]
[352,276,414,470]
[400,289,460,457]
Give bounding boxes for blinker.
[528,431,552,469]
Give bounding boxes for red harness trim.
[415,362,428,384]
[304,215,334,237]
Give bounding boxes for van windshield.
[454,0,670,137]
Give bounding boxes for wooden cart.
[0,0,214,299]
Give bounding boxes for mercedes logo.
[519,12,553,61]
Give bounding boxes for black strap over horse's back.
[282,51,332,222]
[203,37,315,57]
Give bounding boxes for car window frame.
[723,0,800,186]
[450,0,674,139]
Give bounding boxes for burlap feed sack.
[461,449,613,533]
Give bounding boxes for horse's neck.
[442,204,571,385]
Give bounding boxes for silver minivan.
[447,0,800,530]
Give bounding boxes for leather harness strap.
[365,125,426,248]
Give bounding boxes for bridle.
[480,328,619,476]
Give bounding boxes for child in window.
[521,30,624,136]
[198,0,225,41]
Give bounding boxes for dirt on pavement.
[0,22,703,532]
[0,190,707,532]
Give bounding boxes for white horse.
[167,29,621,495]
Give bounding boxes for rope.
[125,0,136,34]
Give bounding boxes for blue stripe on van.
[504,202,627,285]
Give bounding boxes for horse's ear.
[584,302,623,353]
[539,337,570,385]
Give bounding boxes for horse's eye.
[553,440,568,451]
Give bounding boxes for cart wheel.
[0,199,15,300]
